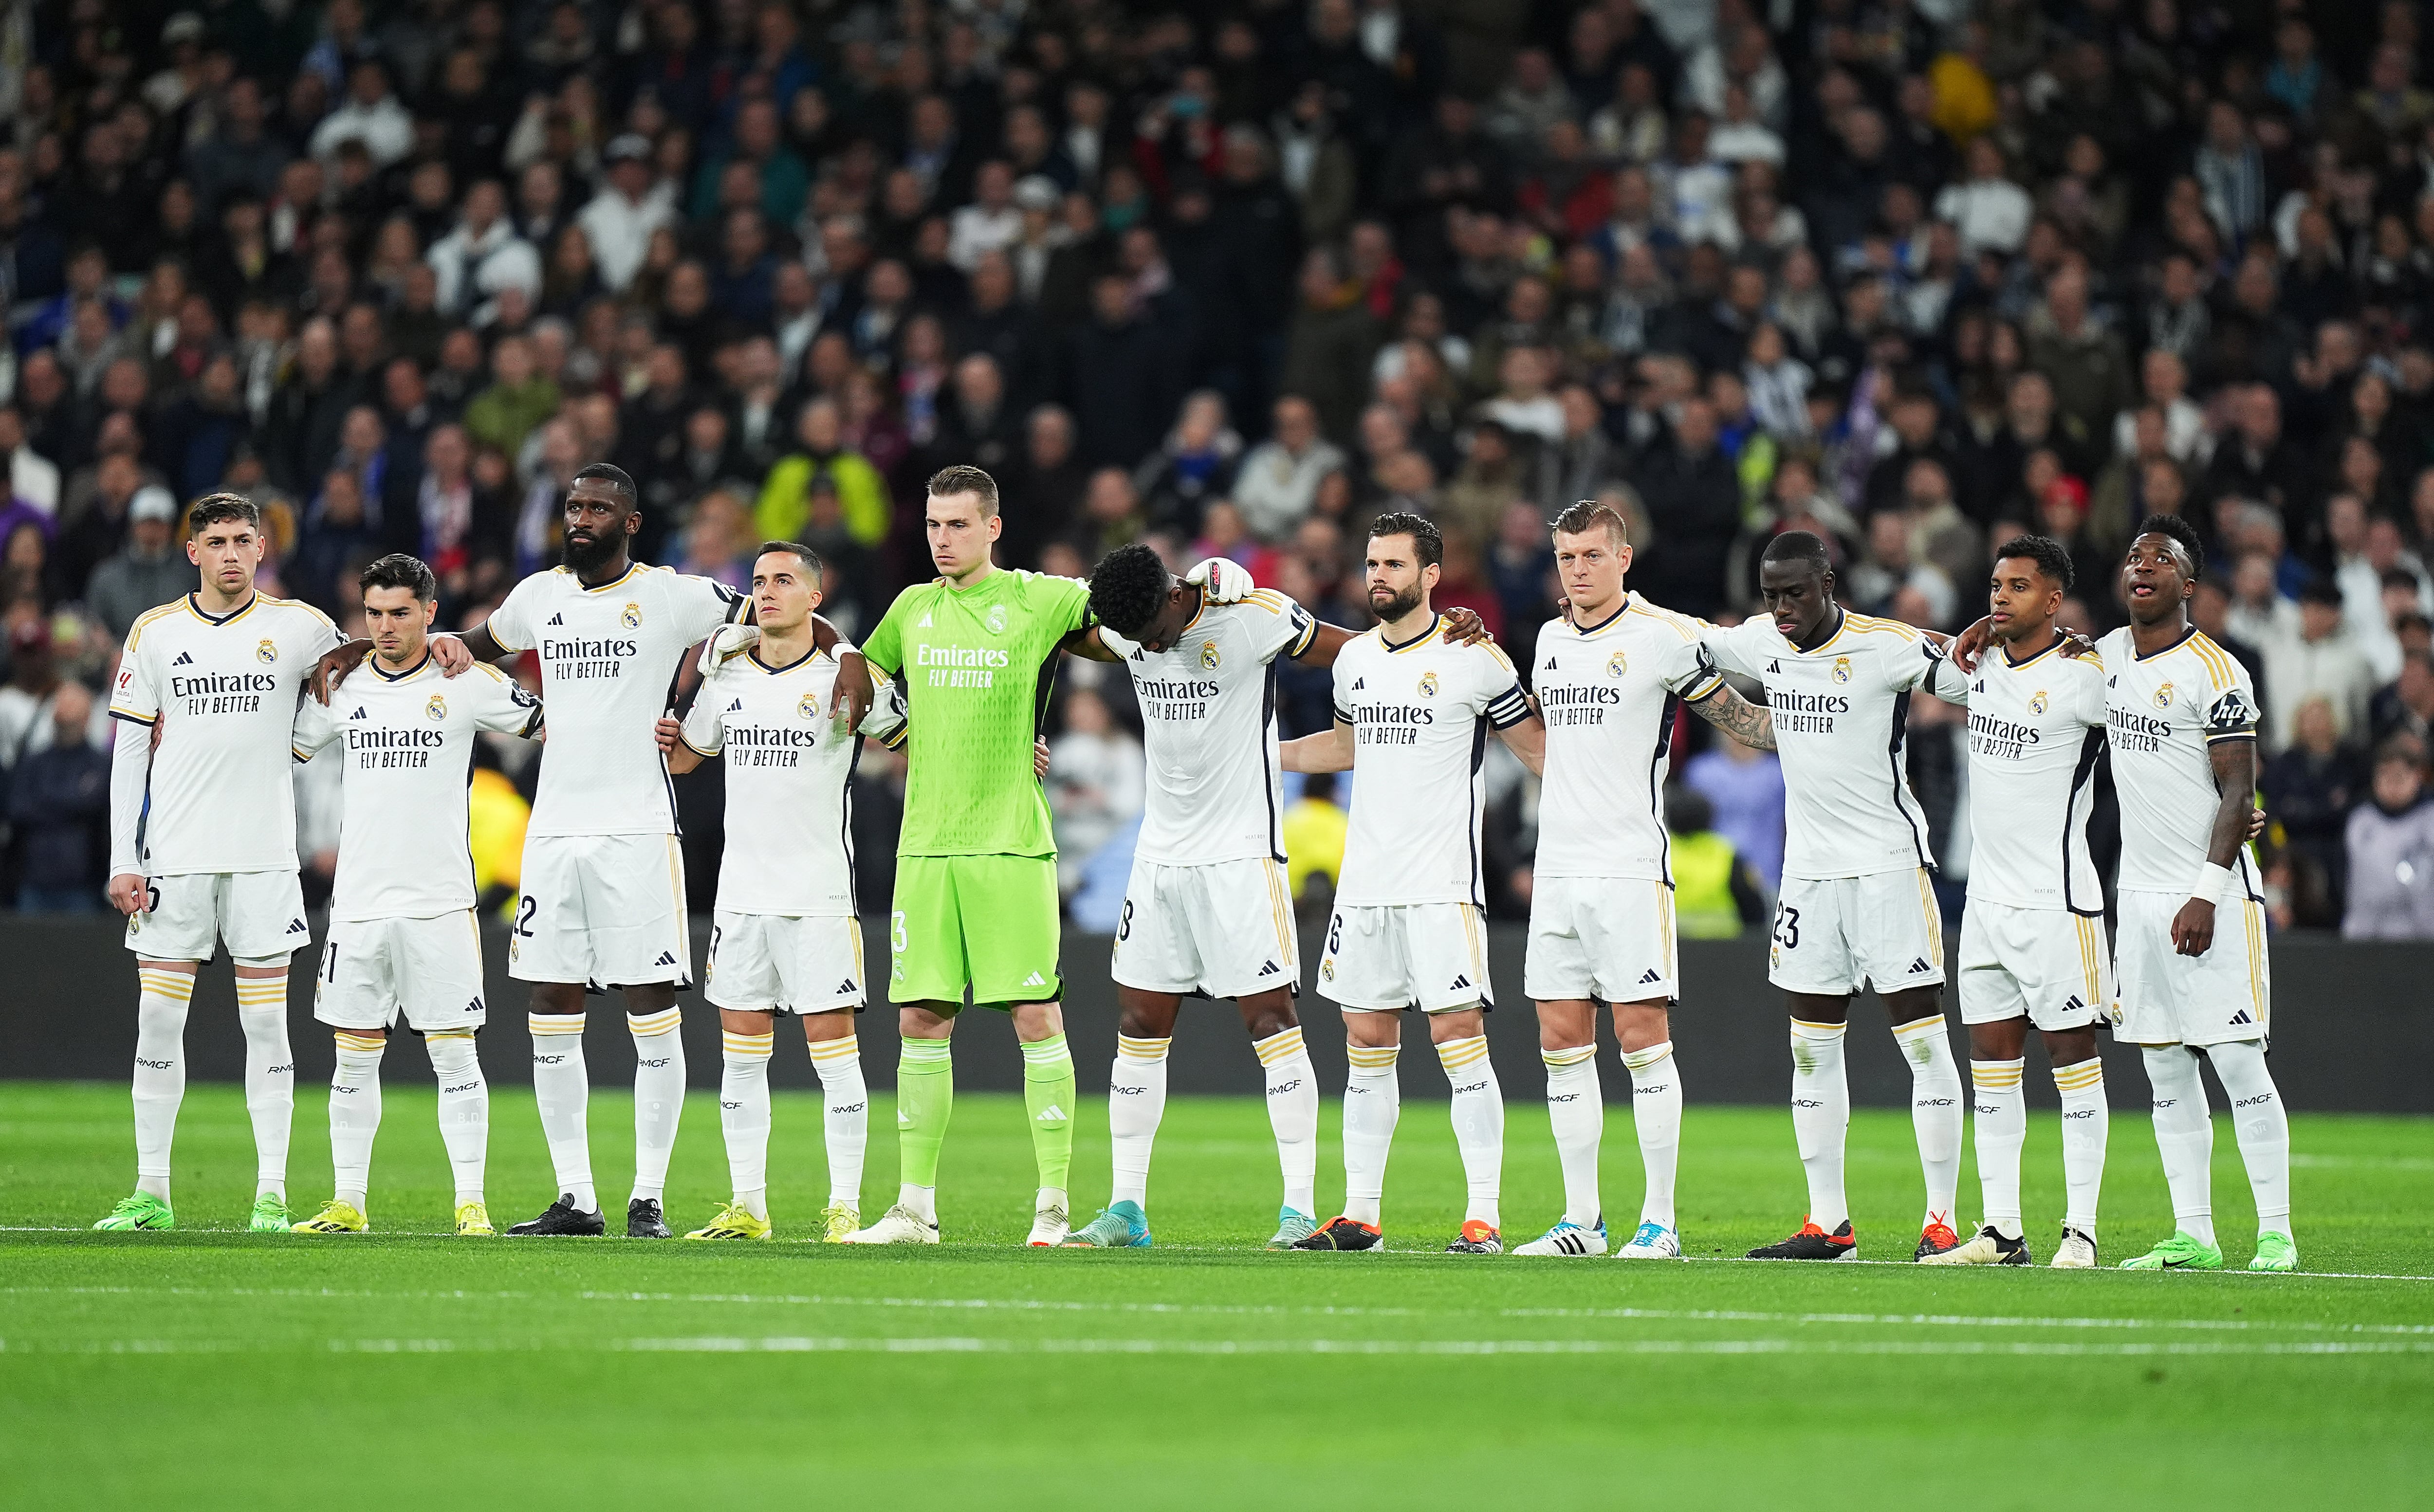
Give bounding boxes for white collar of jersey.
[369,650,434,681]
[1379,613,1441,653]
[565,562,645,593]
[749,644,823,674]
[187,591,259,625]
[1568,597,1630,635]
[2131,623,2199,662]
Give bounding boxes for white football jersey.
[2095,625,2262,896]
[680,643,861,917]
[1703,610,1946,881]
[1927,638,2109,912]
[109,592,345,875]
[486,563,745,837]
[1331,615,1532,908]
[1530,595,1726,881]
[1098,588,1317,867]
[291,655,543,920]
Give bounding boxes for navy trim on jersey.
[187,591,259,625]
[1887,690,1935,872]
[2063,728,2107,917]
[1570,600,1629,636]
[1650,691,1681,889]
[108,709,157,726]
[2130,623,2199,662]
[749,645,819,675]
[1465,715,1489,909]
[369,650,434,682]
[1261,657,1287,864]
[1381,614,1441,654]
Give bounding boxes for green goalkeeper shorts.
[887,854,1064,1007]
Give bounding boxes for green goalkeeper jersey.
[860,568,1093,858]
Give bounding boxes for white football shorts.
[1319,902,1494,1014]
[1768,868,1947,997]
[1524,875,1678,1004]
[313,911,488,1032]
[705,910,867,1014]
[509,833,692,988]
[1956,899,2108,1031]
[1109,856,1300,1001]
[2109,888,2270,1048]
[127,869,309,965]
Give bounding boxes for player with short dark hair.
[1699,531,1971,1262]
[287,553,543,1237]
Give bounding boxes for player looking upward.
[1917,537,2113,1269]
[1699,531,1968,1262]
[842,465,1099,1247]
[316,462,867,1239]
[659,542,890,1244]
[287,554,543,1238]
[2090,517,2293,1272]
[1059,545,1489,1251]
[1512,502,1778,1261]
[1281,513,1545,1255]
[95,494,346,1234]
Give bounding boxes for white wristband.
[2189,862,2233,907]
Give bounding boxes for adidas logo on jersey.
[1767,659,1781,673]
[286,918,308,935]
[1544,656,1558,671]
[2065,994,2086,1011]
[1908,957,1933,974]
[1448,973,1472,991]
[2230,1007,2254,1025]
[1257,960,1281,977]
[918,612,933,627]
[546,613,565,625]
[172,652,194,666]
[834,979,857,995]
[1638,968,1662,984]
[466,998,484,1015]
[727,698,743,711]
[1351,676,1365,691]
[1022,971,1047,987]
[350,707,368,719]
[654,951,678,966]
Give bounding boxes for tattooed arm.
[1687,684,1777,750]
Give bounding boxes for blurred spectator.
[756,398,890,550]
[1283,769,1348,908]
[84,487,197,641]
[0,619,108,768]
[2342,740,2434,940]
[2259,581,2379,753]
[1235,397,1345,546]
[1662,784,1768,939]
[1683,718,1785,891]
[2261,694,2371,924]
[1046,688,1144,894]
[8,679,109,911]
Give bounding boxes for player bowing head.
[562,462,642,572]
[752,540,824,627]
[2122,513,2205,625]
[1552,500,1632,618]
[1365,511,1442,622]
[360,553,440,668]
[1086,543,1194,653]
[1757,530,1837,645]
[187,492,265,600]
[1986,535,2073,647]
[924,464,1001,585]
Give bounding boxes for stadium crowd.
[2,0,2433,938]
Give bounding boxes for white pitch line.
[5,1334,2434,1359]
[7,1284,2429,1338]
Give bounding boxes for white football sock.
[234,971,293,1200]
[529,1011,595,1212]
[1789,1019,1850,1230]
[896,1183,938,1223]
[808,1033,868,1207]
[2142,1044,2215,1247]
[1107,1034,1169,1208]
[1437,1034,1502,1230]
[1623,1039,1682,1232]
[1969,1057,2026,1238]
[1541,1045,1602,1227]
[1254,1026,1318,1218]
[426,1032,487,1205]
[1341,1041,1400,1226]
[327,1031,385,1211]
[130,965,193,1201]
[628,1006,685,1204]
[719,1030,774,1221]
[2053,1056,2106,1237]
[2206,1039,2291,1238]
[1894,1013,1963,1233]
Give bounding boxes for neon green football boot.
[455,1201,496,1237]
[2119,1230,2225,1270]
[682,1202,773,1241]
[2249,1231,2300,1272]
[93,1192,175,1231]
[248,1192,293,1232]
[291,1199,368,1234]
[819,1203,860,1243]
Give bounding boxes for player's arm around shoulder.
[660,664,727,776]
[1476,639,1545,774]
[1283,641,1362,773]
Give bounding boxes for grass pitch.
[3,1080,2430,1508]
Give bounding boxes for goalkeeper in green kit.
[846,464,1168,1245]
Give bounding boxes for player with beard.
[315,464,868,1238]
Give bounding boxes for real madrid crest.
[2028,691,2048,715]
[620,602,643,629]
[256,638,277,664]
[1606,650,1628,679]
[1418,670,1439,697]
[985,603,1009,635]
[1830,656,1852,684]
[425,694,447,721]
[1199,640,1221,671]
[798,691,821,720]
[2153,681,2175,710]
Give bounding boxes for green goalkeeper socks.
[896,1038,955,1189]
[1021,1032,1076,1192]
